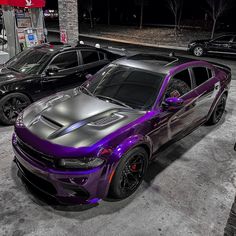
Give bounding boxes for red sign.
[0,0,45,8]
[60,30,68,44]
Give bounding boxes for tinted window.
[193,67,209,86]
[214,36,232,43]
[173,69,192,88]
[6,49,51,74]
[99,52,105,60]
[50,51,78,70]
[86,65,163,110]
[207,68,213,78]
[165,70,191,98]
[81,51,99,64]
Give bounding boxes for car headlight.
[189,42,196,47]
[58,157,105,169]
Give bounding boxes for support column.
[58,0,79,46]
[2,6,20,58]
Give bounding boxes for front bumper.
[12,134,112,205]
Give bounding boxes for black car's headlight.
[58,157,105,169]
[189,42,196,47]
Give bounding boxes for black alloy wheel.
[0,93,31,125]
[206,94,227,125]
[109,147,148,199]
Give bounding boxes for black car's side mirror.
[45,66,59,76]
[85,74,93,80]
[163,97,184,111]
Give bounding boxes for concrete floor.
[1,50,236,235]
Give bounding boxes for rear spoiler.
[101,46,127,57]
[211,62,231,74]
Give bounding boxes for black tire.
[109,147,148,199]
[0,93,31,125]
[193,45,204,57]
[206,94,227,125]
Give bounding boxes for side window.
[165,69,191,98]
[192,67,209,86]
[214,36,232,43]
[49,51,78,70]
[81,50,99,64]
[99,52,105,60]
[207,68,213,79]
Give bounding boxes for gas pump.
[24,28,38,48]
[0,0,46,58]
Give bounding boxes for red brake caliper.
[131,164,137,172]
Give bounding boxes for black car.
[0,43,122,125]
[188,34,236,57]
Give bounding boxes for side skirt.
[151,118,206,160]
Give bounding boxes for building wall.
[58,0,78,45]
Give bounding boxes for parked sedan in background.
[12,53,231,204]
[188,34,236,57]
[0,43,122,125]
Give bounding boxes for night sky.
[45,0,236,30]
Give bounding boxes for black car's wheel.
[193,45,204,57]
[109,147,148,199]
[206,94,227,125]
[0,93,31,125]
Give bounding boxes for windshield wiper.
[79,86,95,97]
[96,95,133,109]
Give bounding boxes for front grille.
[17,137,55,167]
[18,161,57,195]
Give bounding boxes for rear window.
[192,67,209,86]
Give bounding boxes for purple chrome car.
[12,54,231,204]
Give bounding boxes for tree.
[107,0,111,25]
[167,0,184,36]
[82,0,94,28]
[135,0,148,29]
[139,0,144,29]
[206,0,230,39]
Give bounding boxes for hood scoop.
[41,115,63,129]
[88,113,124,127]
[47,112,125,140]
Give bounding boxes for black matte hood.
[22,90,144,148]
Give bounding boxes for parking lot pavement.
[1,56,236,236]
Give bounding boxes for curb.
[79,33,188,51]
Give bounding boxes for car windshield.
[86,64,164,110]
[6,49,51,74]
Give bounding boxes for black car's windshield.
[6,49,51,74]
[86,64,164,110]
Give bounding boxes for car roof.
[32,43,100,54]
[114,53,195,75]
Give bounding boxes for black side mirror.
[46,66,59,76]
[85,74,93,80]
